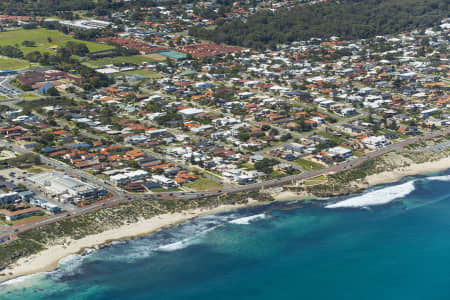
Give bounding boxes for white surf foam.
[229,213,267,225]
[0,273,42,286]
[326,181,416,209]
[47,253,89,280]
[157,240,189,252]
[428,175,450,182]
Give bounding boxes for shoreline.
[365,156,450,186]
[2,156,450,285]
[273,156,450,201]
[0,202,256,285]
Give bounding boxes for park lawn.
[304,175,327,186]
[295,158,325,170]
[310,175,327,181]
[0,56,36,70]
[20,92,40,99]
[124,69,164,79]
[184,177,222,191]
[0,28,114,55]
[83,55,155,68]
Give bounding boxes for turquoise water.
[2,172,450,300]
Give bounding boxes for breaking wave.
[428,175,450,182]
[326,181,416,209]
[157,240,190,252]
[229,213,267,225]
[0,273,42,287]
[48,253,88,280]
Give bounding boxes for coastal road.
[1,127,449,243]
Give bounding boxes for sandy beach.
[273,190,313,201]
[0,203,249,284]
[1,156,450,285]
[365,156,450,186]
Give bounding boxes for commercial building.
[59,19,112,30]
[0,207,41,221]
[29,172,100,202]
[110,170,149,185]
[0,192,20,204]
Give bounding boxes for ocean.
[1,171,450,300]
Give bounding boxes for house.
[362,136,391,149]
[178,108,204,118]
[327,146,353,160]
[420,108,439,118]
[339,107,357,117]
[110,170,148,185]
[284,143,305,154]
[318,100,336,109]
[152,175,177,188]
[0,127,24,136]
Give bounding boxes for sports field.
[0,28,114,55]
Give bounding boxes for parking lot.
[0,76,21,97]
[0,167,76,212]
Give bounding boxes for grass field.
[20,93,40,99]
[184,177,222,191]
[83,55,155,68]
[304,175,327,186]
[295,158,325,170]
[143,53,167,62]
[0,56,37,70]
[124,69,163,79]
[0,29,114,55]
